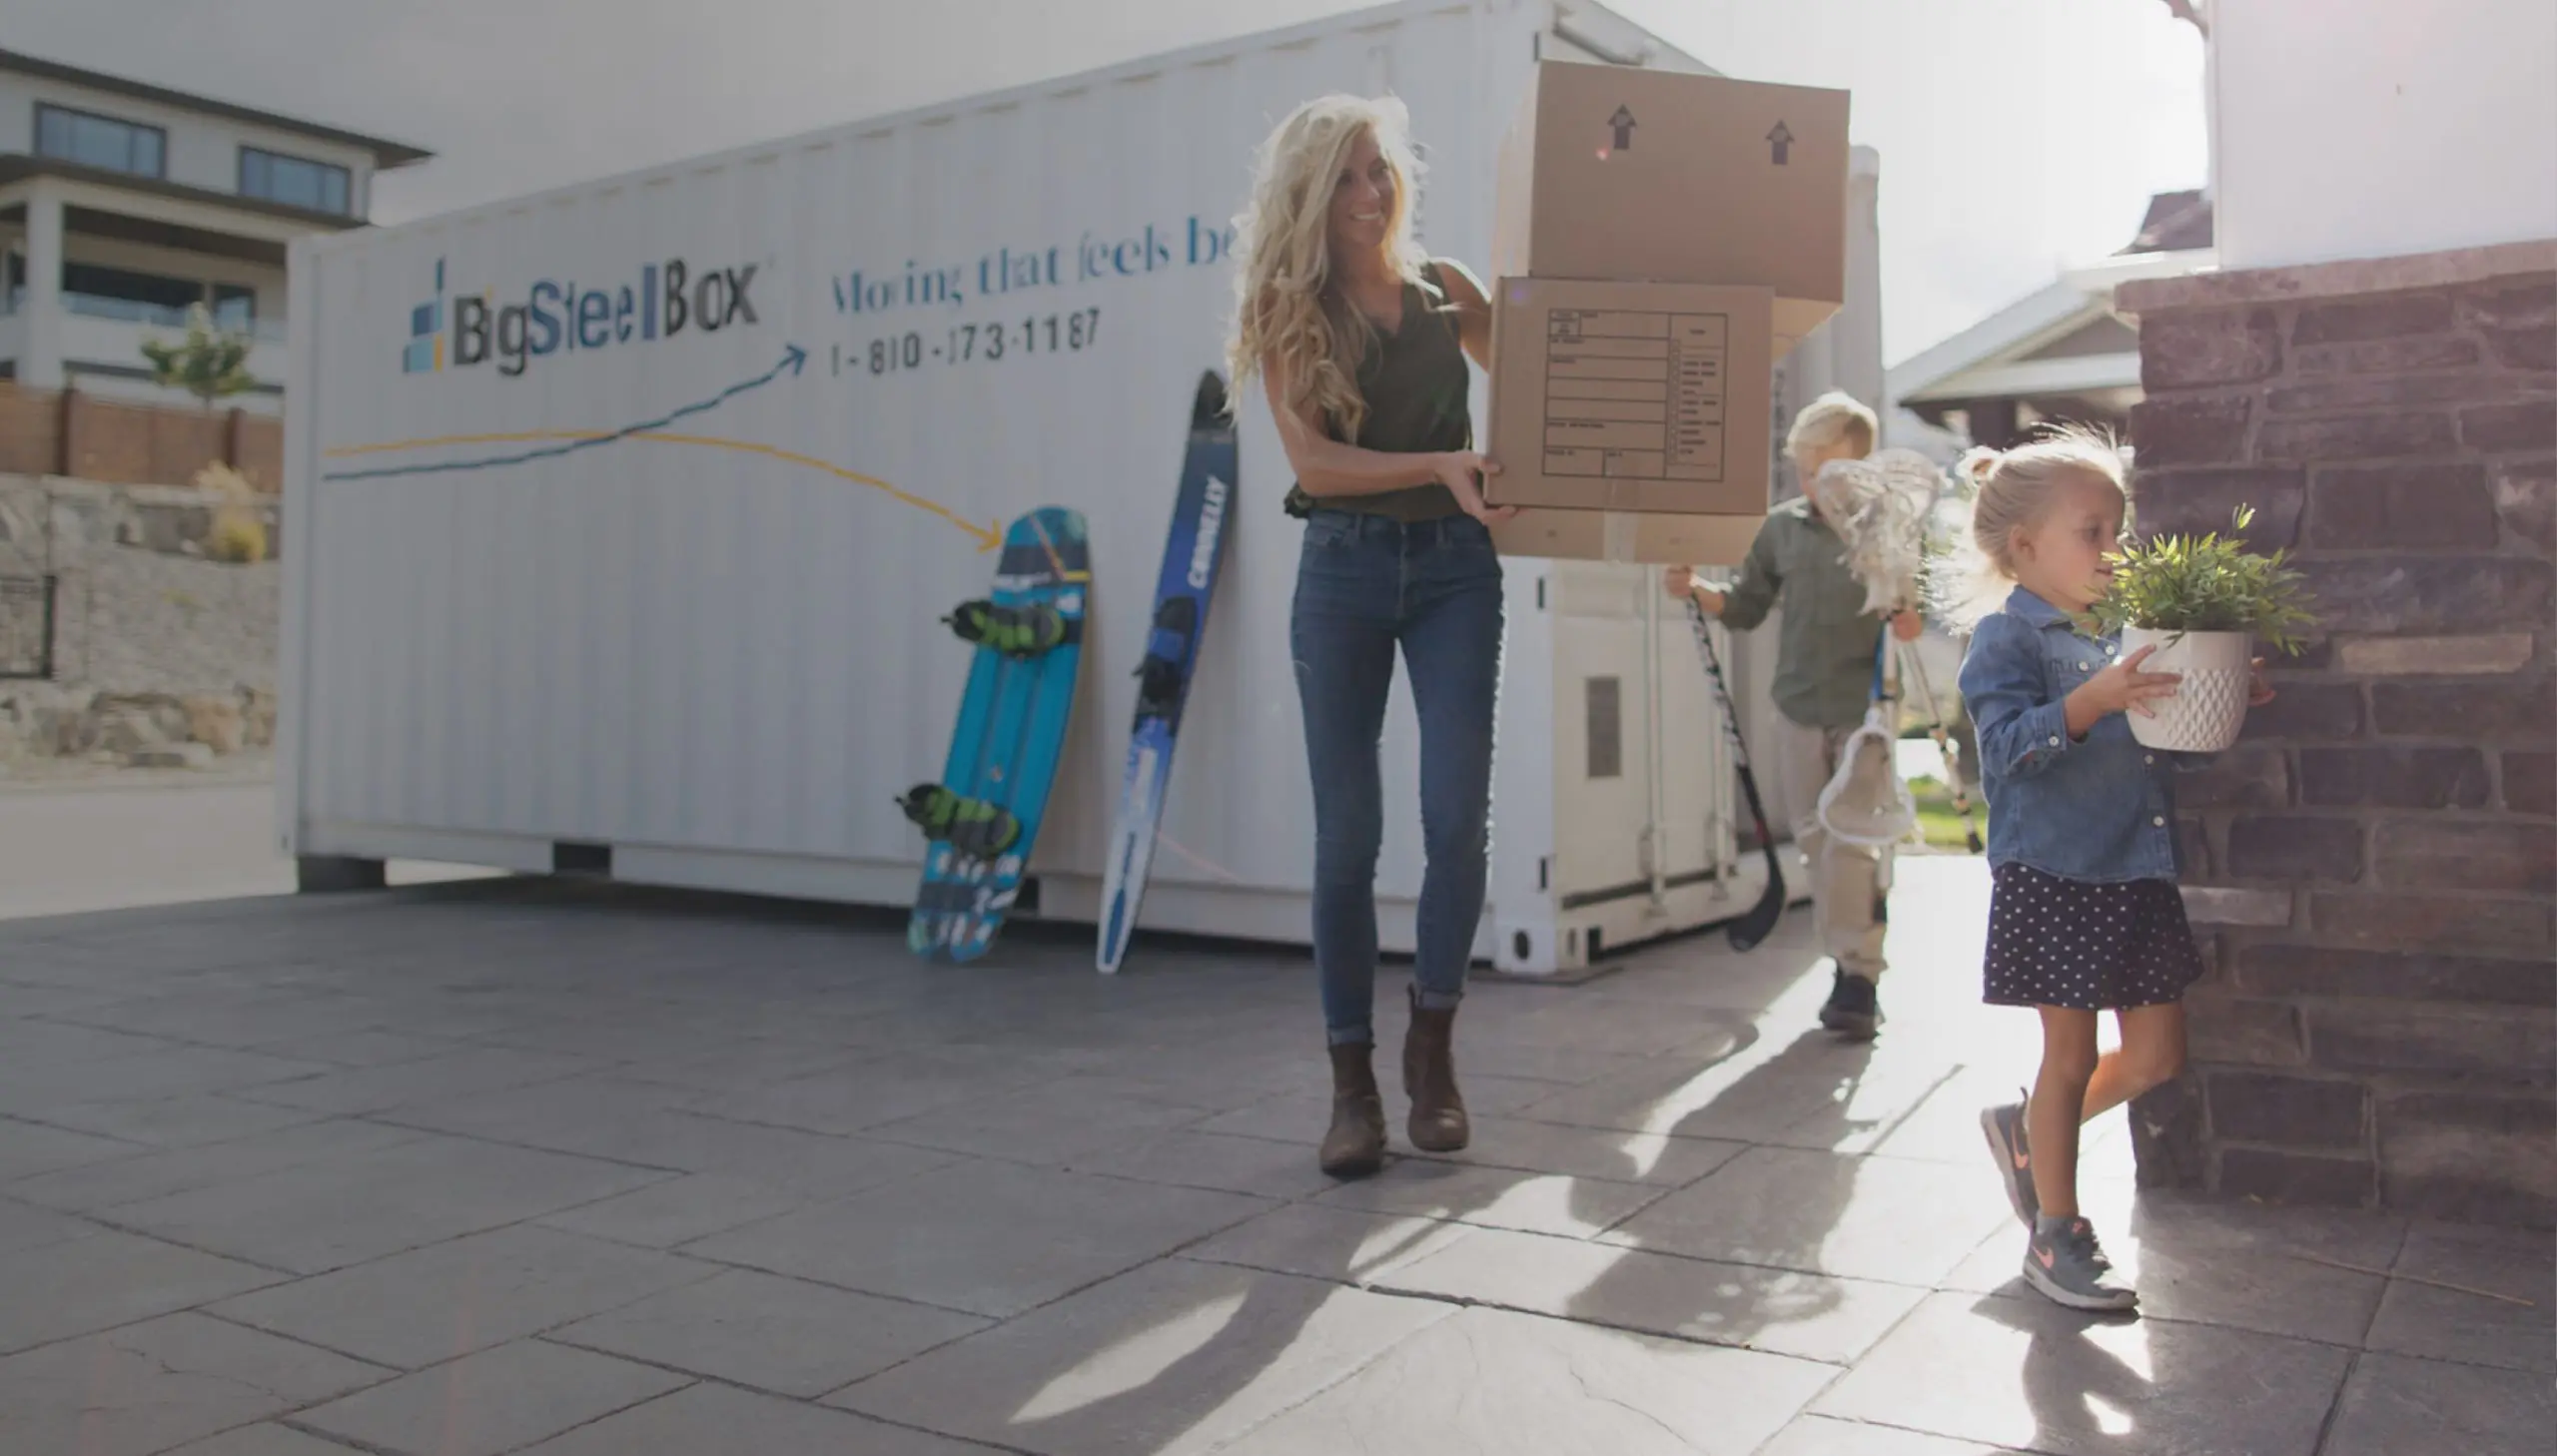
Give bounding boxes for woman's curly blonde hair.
[1225,94,1432,442]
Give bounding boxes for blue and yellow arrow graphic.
[321,344,1002,550]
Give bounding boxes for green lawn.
[1905,775,1986,853]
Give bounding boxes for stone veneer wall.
[1,477,282,767]
[2117,242,2555,1227]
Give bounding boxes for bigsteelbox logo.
[402,254,762,378]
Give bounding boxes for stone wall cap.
[2118,239,2557,315]
[1,474,264,508]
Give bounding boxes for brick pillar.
[2119,241,2556,1228]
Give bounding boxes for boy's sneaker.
[1817,968,1882,1038]
[2023,1216,2138,1313]
[1980,1092,2038,1227]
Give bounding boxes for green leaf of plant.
[2091,503,2319,654]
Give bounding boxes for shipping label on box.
[1489,507,1761,566]
[1492,59,1850,350]
[1486,278,1773,514]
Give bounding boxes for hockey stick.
[1685,596,1787,951]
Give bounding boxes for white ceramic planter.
[2120,626,2253,752]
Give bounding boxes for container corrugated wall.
[283,0,1779,964]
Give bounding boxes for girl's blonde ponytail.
[1925,425,2132,632]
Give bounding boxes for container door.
[1546,562,1663,906]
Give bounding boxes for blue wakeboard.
[905,506,1091,962]
[1096,372,1237,973]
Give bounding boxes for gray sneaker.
[2023,1216,2138,1312]
[1980,1092,2038,1227]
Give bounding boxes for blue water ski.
[1096,371,1237,973]
[905,506,1091,962]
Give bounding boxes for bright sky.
[16,0,2204,367]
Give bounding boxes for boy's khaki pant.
[1769,714,1891,981]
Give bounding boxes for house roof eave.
[0,155,370,233]
[1888,247,2216,405]
[0,46,432,168]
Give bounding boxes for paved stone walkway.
[0,859,2544,1454]
[0,781,494,923]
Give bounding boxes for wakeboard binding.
[944,598,1074,658]
[898,783,1023,858]
[1131,597,1200,719]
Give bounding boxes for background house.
[0,48,429,415]
[1890,191,2215,452]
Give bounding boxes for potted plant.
[2090,504,2316,752]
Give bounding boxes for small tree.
[140,302,257,413]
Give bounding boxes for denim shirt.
[1958,586,2195,885]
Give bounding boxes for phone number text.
[834,309,1104,377]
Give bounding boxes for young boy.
[1665,389,1922,1037]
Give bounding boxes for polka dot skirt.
[1983,862,2205,1011]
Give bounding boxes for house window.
[34,102,167,178]
[239,146,351,216]
[213,284,258,333]
[60,261,205,328]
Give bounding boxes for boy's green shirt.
[1716,495,1889,730]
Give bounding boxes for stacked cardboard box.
[1482,61,1852,565]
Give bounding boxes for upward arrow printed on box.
[1608,105,1635,151]
[1766,121,1794,165]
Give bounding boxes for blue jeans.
[1289,508,1505,1047]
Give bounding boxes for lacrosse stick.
[1809,448,1983,853]
[1897,637,1985,854]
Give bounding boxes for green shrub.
[208,513,267,564]
[2091,504,2317,654]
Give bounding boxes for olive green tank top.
[1282,262,1473,523]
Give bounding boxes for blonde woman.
[1228,94,1510,1178]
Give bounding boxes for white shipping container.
[281,0,1882,975]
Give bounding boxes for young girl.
[1941,425,2272,1313]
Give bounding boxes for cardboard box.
[1484,277,1774,514]
[1489,507,1761,566]
[1492,59,1851,350]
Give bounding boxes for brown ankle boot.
[1401,985,1469,1152]
[1318,1042,1385,1178]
